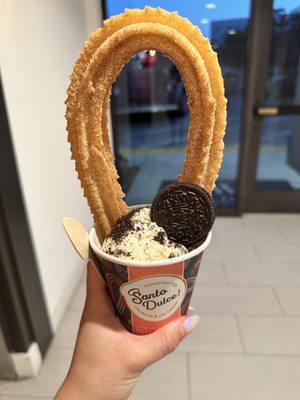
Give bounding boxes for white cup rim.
[89,228,211,267]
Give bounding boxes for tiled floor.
[1,214,300,399]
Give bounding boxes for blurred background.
[0,0,300,399]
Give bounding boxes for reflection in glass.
[265,4,300,107]
[256,116,300,190]
[256,2,300,190]
[106,1,251,211]
[113,52,188,204]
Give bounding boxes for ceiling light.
[200,18,209,24]
[228,29,237,35]
[205,3,217,9]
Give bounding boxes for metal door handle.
[255,105,300,116]
[256,107,278,116]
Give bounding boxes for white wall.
[0,0,102,329]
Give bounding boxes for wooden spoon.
[62,217,89,260]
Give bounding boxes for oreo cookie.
[150,182,215,247]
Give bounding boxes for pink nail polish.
[182,315,200,333]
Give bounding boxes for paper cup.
[89,206,211,335]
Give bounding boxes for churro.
[66,7,226,237]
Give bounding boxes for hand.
[55,261,199,400]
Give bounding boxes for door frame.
[238,0,300,212]
[0,74,52,358]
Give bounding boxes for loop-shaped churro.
[66,7,226,238]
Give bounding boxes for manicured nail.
[182,315,200,334]
[187,306,195,316]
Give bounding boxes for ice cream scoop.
[102,207,187,261]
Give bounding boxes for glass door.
[240,0,300,211]
[104,0,251,213]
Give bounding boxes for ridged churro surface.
[66,7,226,237]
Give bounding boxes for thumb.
[138,315,200,367]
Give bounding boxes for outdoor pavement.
[1,213,300,399]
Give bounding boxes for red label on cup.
[120,263,186,334]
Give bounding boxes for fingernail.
[187,306,195,316]
[182,315,200,334]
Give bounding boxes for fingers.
[83,261,116,321]
[137,315,200,367]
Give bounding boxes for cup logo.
[120,275,187,322]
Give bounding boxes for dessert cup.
[89,205,211,335]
